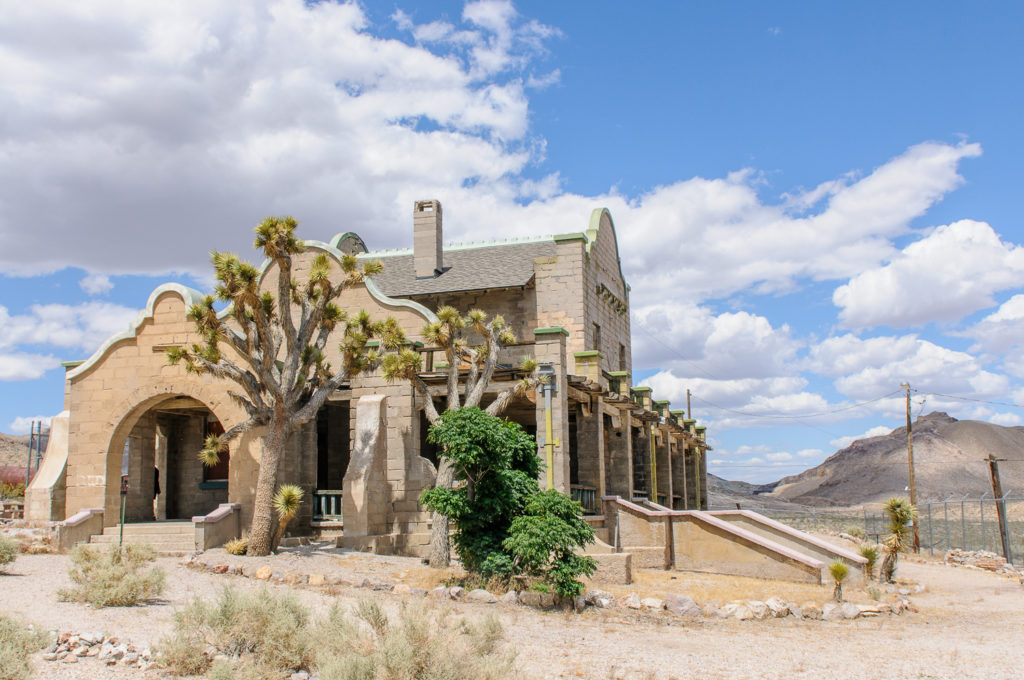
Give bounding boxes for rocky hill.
[760,412,1024,506]
[0,432,30,468]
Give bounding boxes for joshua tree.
[382,305,540,568]
[879,496,918,583]
[167,217,389,556]
[829,560,849,602]
[859,543,879,580]
[271,484,304,551]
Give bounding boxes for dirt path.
[2,553,1021,680]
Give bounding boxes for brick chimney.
[413,199,443,278]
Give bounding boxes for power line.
[690,390,902,420]
[923,391,1024,410]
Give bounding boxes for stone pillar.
[534,328,570,492]
[656,425,672,506]
[154,421,168,521]
[339,395,390,548]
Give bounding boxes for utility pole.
[988,454,1013,563]
[686,389,691,420]
[901,382,921,552]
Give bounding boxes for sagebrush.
[58,543,165,607]
[160,587,517,680]
[0,614,50,680]
[0,536,18,572]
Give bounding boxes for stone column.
[340,395,389,549]
[534,328,570,492]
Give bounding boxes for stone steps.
[89,521,194,555]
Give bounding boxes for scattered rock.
[501,590,520,605]
[61,655,79,664]
[787,602,803,619]
[840,602,862,619]
[42,653,58,662]
[765,597,790,618]
[467,589,498,604]
[747,601,771,620]
[212,564,229,574]
[429,586,450,600]
[665,594,701,617]
[449,586,466,600]
[619,593,642,610]
[640,597,665,611]
[307,573,326,587]
[518,591,543,607]
[801,602,822,620]
[723,603,754,621]
[254,565,272,580]
[821,603,844,621]
[411,588,427,597]
[290,671,310,680]
[392,584,412,595]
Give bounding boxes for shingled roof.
[365,239,556,297]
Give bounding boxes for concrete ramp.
[708,510,867,584]
[24,411,68,524]
[601,496,837,585]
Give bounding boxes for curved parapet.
[24,411,70,524]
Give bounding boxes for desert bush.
[829,560,849,602]
[161,586,313,679]
[160,588,516,680]
[314,598,516,680]
[879,496,918,583]
[0,536,18,572]
[843,525,866,540]
[0,615,50,680]
[0,481,25,500]
[224,535,249,555]
[58,543,165,607]
[858,544,879,579]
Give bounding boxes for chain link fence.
[710,496,1023,567]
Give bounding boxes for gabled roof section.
[364,238,557,297]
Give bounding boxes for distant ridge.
[758,412,1024,506]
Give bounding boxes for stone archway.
[105,393,230,522]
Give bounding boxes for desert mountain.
[0,432,30,468]
[760,412,1024,506]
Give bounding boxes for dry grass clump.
[0,614,50,680]
[58,543,165,607]
[0,536,18,572]
[224,535,249,555]
[160,586,517,680]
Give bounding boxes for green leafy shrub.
[828,560,849,602]
[272,485,303,551]
[58,543,165,607]
[160,588,516,680]
[0,536,18,573]
[224,535,249,555]
[0,482,25,500]
[420,407,596,597]
[843,525,866,540]
[858,544,879,580]
[0,614,50,680]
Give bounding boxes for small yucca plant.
[829,560,849,602]
[859,544,879,580]
[879,496,918,583]
[224,535,249,556]
[271,485,304,552]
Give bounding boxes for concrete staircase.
[89,521,195,555]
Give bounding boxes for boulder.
[619,593,642,610]
[466,589,498,604]
[764,597,790,618]
[449,586,466,600]
[307,573,326,587]
[787,602,803,619]
[429,586,450,600]
[392,584,412,596]
[821,603,844,621]
[254,565,272,580]
[641,597,665,611]
[840,603,862,619]
[665,594,701,617]
[800,601,822,620]
[748,601,771,620]
[722,603,754,620]
[212,564,229,574]
[500,591,520,605]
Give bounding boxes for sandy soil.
[2,551,1022,680]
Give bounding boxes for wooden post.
[988,455,1013,563]
[902,383,921,552]
[686,389,691,420]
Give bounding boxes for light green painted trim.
[606,370,631,378]
[653,400,670,406]
[670,410,685,416]
[631,386,652,393]
[358,233,555,258]
[573,350,603,359]
[365,340,380,348]
[695,426,706,432]
[327,231,368,253]
[586,208,629,297]
[553,232,587,243]
[61,360,85,369]
[683,419,696,425]
[534,327,569,337]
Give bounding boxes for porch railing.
[570,485,598,514]
[313,489,343,521]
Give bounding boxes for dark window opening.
[568,411,579,486]
[619,343,626,371]
[316,402,350,490]
[593,323,602,353]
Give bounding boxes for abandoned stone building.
[26,201,711,558]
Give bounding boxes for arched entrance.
[111,395,228,522]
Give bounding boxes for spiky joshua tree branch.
[167,216,386,556]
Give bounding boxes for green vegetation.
[0,615,50,680]
[160,587,516,680]
[0,536,18,573]
[828,560,849,602]
[0,482,25,500]
[272,485,304,551]
[224,534,249,555]
[880,497,918,583]
[858,544,879,580]
[420,407,596,598]
[58,543,165,607]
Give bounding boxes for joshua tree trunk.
[880,551,897,583]
[247,416,287,556]
[428,460,455,568]
[832,583,843,602]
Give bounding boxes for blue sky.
[2,1,1023,482]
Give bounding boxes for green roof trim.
[695,426,706,432]
[534,327,569,337]
[61,360,85,369]
[606,370,631,378]
[365,340,380,348]
[553,232,587,243]
[683,419,696,425]
[670,410,686,416]
[573,350,603,359]
[653,400,670,406]
[631,386,652,393]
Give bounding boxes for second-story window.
[593,323,601,353]
[619,343,626,370]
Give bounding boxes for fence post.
[943,499,949,554]
[980,493,987,552]
[961,496,967,550]
[927,503,934,556]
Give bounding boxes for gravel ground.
[2,550,1022,680]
